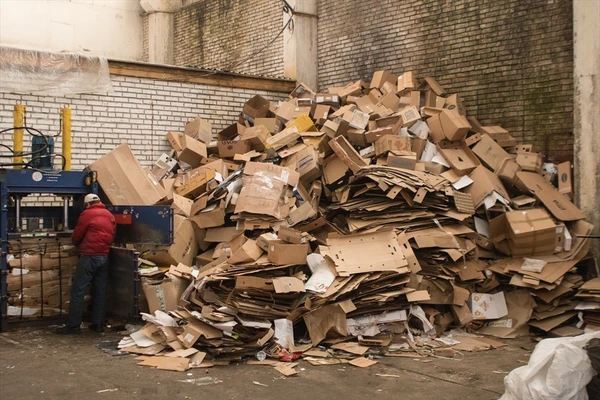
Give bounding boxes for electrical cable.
[185,0,295,78]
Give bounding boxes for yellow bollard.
[61,106,72,171]
[13,104,25,169]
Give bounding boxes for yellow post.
[13,104,25,169]
[61,106,72,171]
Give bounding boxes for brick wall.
[0,72,289,204]
[173,0,284,77]
[317,0,574,161]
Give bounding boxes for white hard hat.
[84,193,101,204]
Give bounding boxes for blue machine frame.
[1,169,174,331]
[0,169,97,331]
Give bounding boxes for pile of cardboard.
[6,239,78,318]
[89,70,597,370]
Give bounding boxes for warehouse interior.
[0,1,599,399]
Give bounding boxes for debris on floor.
[89,70,598,372]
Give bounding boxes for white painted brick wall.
[0,74,289,171]
[0,74,289,206]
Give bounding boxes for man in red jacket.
[56,194,116,334]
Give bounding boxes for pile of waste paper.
[88,70,597,372]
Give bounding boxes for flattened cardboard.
[470,292,508,320]
[303,304,346,345]
[89,143,166,205]
[325,230,409,276]
[557,161,573,199]
[272,277,305,293]
[516,171,584,221]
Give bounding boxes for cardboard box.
[375,135,412,156]
[145,218,198,267]
[176,168,216,199]
[267,240,309,265]
[515,152,543,173]
[283,145,321,184]
[397,71,416,94]
[470,292,508,320]
[179,135,208,168]
[278,226,308,244]
[437,140,480,176]
[464,165,510,209]
[505,208,561,256]
[190,200,225,229]
[370,70,397,89]
[242,95,270,123]
[143,276,189,314]
[254,118,279,133]
[266,126,300,150]
[217,123,250,158]
[451,303,474,326]
[184,116,212,144]
[89,143,166,205]
[240,125,271,151]
[387,152,417,169]
[329,135,369,173]
[439,109,471,141]
[322,154,351,190]
[472,134,521,183]
[256,232,278,252]
[166,131,183,152]
[399,106,421,127]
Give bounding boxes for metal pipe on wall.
[13,104,25,169]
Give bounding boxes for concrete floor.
[0,327,536,400]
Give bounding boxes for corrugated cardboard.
[266,126,300,150]
[329,135,369,173]
[181,321,222,348]
[240,125,271,151]
[282,145,321,184]
[386,152,417,169]
[145,218,198,267]
[397,71,416,94]
[464,165,510,209]
[254,118,279,133]
[437,140,480,176]
[217,123,250,158]
[370,70,397,89]
[166,131,183,152]
[278,226,308,244]
[89,143,165,205]
[267,240,309,265]
[439,109,471,141]
[505,208,561,256]
[184,116,212,144]
[256,232,278,252]
[374,135,411,156]
[557,161,573,199]
[399,106,421,127]
[515,152,543,173]
[176,168,216,199]
[516,171,585,221]
[242,95,270,123]
[470,292,508,320]
[179,135,208,168]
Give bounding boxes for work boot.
[54,325,81,335]
[88,324,104,333]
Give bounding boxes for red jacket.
[72,203,116,256]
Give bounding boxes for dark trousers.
[66,255,108,328]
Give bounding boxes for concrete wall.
[573,0,600,258]
[317,0,574,162]
[0,0,144,61]
[172,0,284,76]
[0,67,290,205]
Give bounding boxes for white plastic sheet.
[0,46,113,95]
[501,331,600,400]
